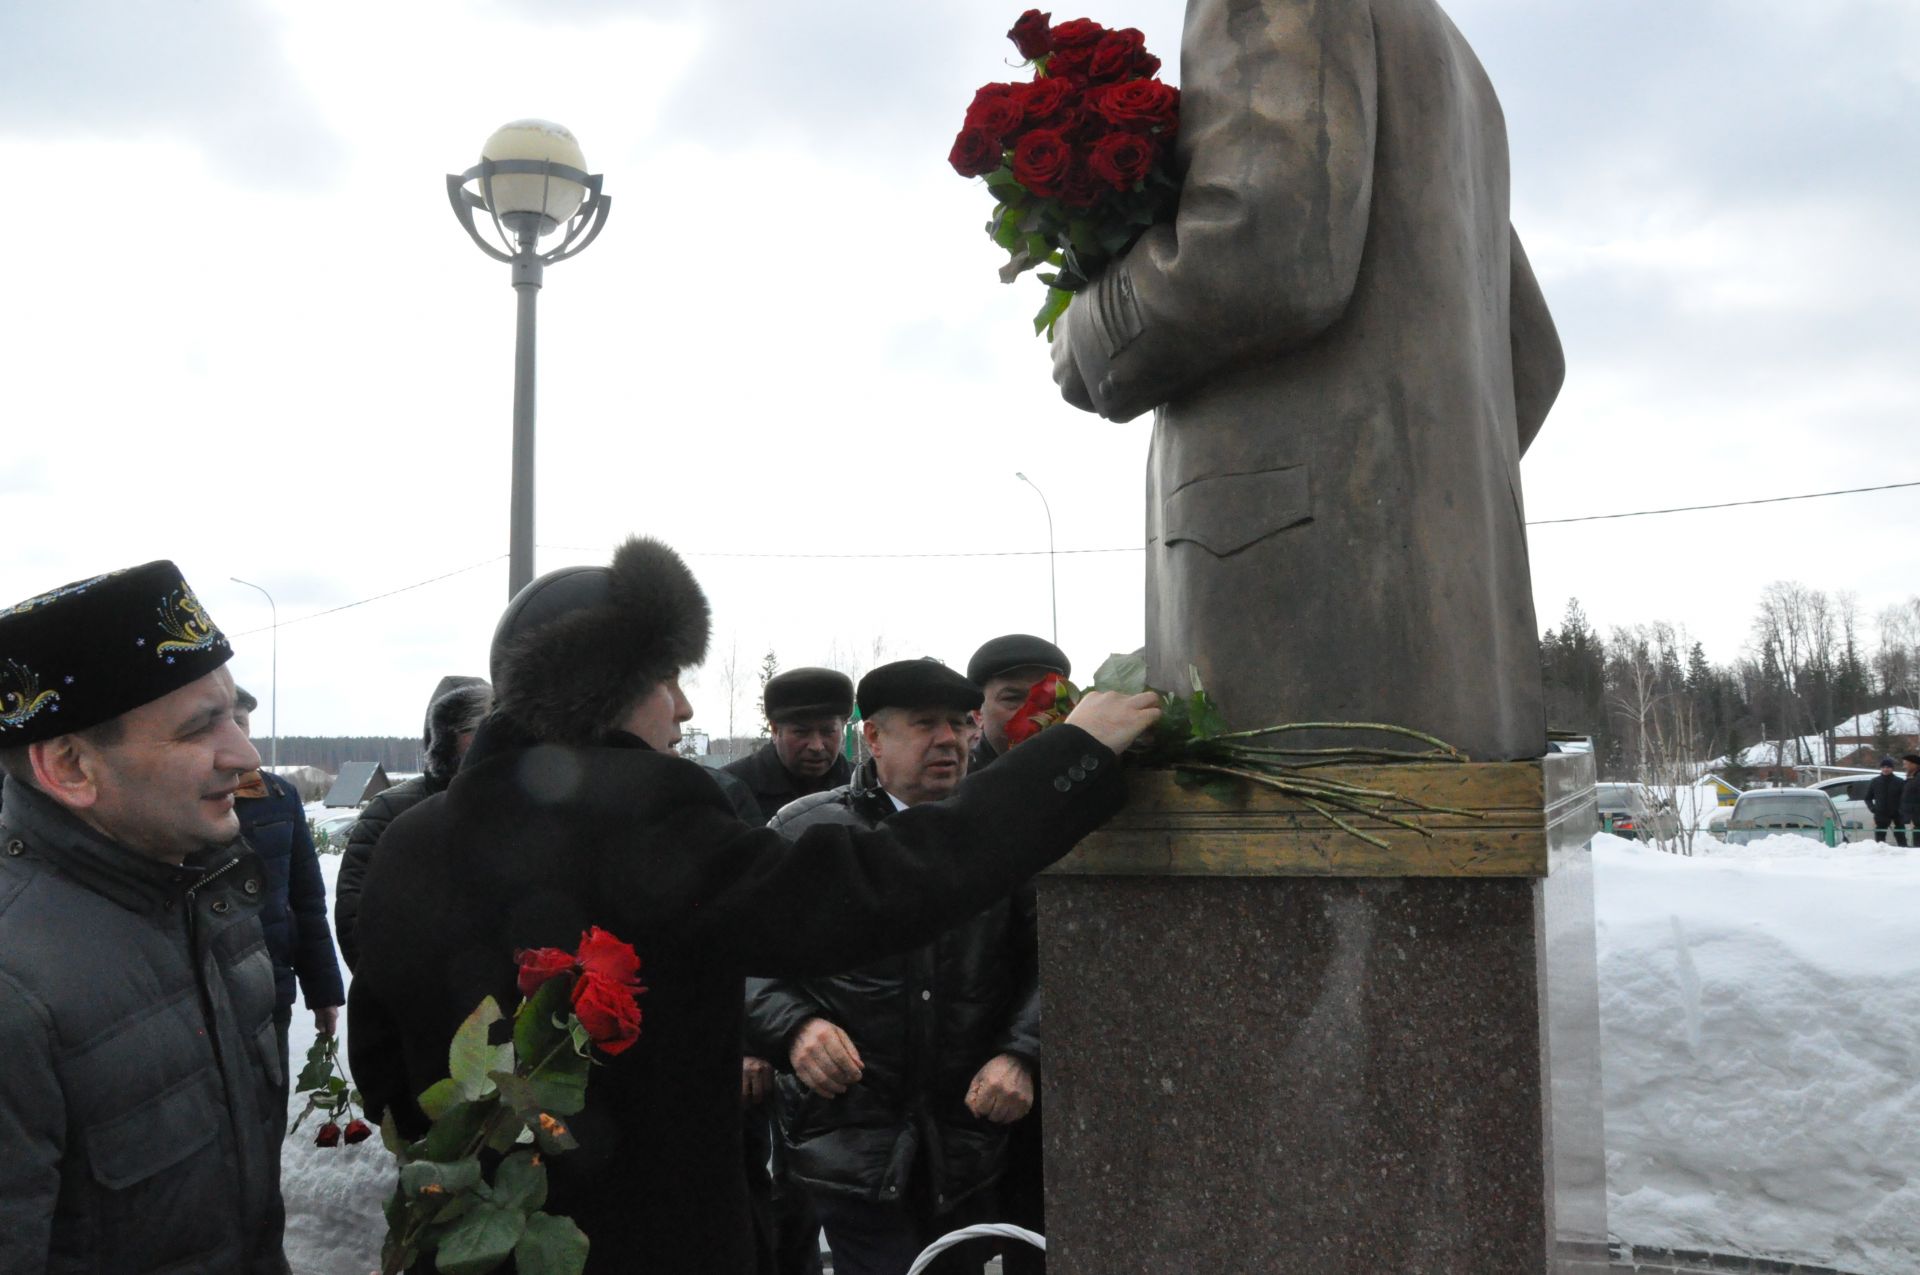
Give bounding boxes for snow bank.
[282,852,389,1275]
[1596,833,1920,1273]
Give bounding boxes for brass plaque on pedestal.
[1049,751,1596,878]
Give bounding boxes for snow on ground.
[1596,832,1920,1274]
[282,851,388,1275]
[278,833,1920,1273]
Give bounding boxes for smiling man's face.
[75,667,261,862]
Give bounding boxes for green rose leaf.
[434,1202,527,1275]
[1033,287,1073,338]
[417,1077,466,1122]
[514,1211,590,1275]
[421,1096,493,1163]
[295,1037,334,1092]
[528,1066,589,1118]
[492,1149,549,1212]
[449,998,513,1102]
[1092,651,1149,696]
[1188,690,1228,740]
[399,1157,483,1200]
[512,978,572,1067]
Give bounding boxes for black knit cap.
[0,560,233,746]
[764,667,854,723]
[856,659,984,718]
[966,633,1071,686]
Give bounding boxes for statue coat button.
[1053,776,1072,793]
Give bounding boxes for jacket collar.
[458,711,652,775]
[0,775,244,913]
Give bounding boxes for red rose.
[572,972,643,1056]
[575,926,642,988]
[1045,44,1095,82]
[315,1121,342,1148]
[1006,673,1067,747]
[1049,17,1106,48]
[1088,131,1156,189]
[515,946,576,999]
[1087,28,1147,82]
[342,1119,373,1145]
[1057,158,1102,209]
[965,91,1028,142]
[949,128,1003,178]
[1007,9,1053,60]
[1011,129,1074,197]
[1087,79,1179,131]
[1016,77,1076,125]
[1134,50,1162,78]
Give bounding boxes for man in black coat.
[0,561,285,1273]
[348,538,1159,1275]
[722,667,855,825]
[747,660,1040,1275]
[1865,756,1908,847]
[333,674,490,969]
[728,671,853,1273]
[233,685,345,1115]
[1899,754,1920,835]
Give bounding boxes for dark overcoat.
[721,742,852,826]
[348,714,1122,1275]
[235,769,344,1012]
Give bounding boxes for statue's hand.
[1051,316,1096,412]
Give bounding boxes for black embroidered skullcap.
[763,668,854,723]
[856,659,984,718]
[0,560,233,746]
[966,633,1071,686]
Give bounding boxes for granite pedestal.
[1037,753,1605,1274]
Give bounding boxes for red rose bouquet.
[949,10,1181,335]
[377,927,649,1275]
[1009,654,1481,848]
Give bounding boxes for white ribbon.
[905,1223,1046,1275]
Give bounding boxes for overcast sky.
[4,0,1917,738]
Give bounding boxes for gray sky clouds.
[3,0,1917,737]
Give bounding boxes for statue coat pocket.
[1162,464,1312,557]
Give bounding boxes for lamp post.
[448,119,612,598]
[229,576,277,770]
[1015,472,1057,644]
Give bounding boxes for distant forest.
[263,737,422,774]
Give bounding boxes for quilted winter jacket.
[744,761,1041,1213]
[235,770,344,1013]
[0,776,286,1274]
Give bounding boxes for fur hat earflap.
[492,537,710,744]
[425,682,493,779]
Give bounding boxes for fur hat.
[424,682,493,779]
[490,537,710,744]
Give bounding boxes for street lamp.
[447,119,612,597]
[229,576,277,770]
[1015,472,1057,644]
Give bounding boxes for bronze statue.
[1053,0,1564,762]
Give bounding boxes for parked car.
[1595,783,1682,842]
[1724,788,1844,847]
[1808,774,1876,842]
[309,807,360,850]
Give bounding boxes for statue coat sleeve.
[1059,0,1380,422]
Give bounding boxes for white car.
[1724,788,1844,847]
[309,808,361,850]
[1808,774,1877,842]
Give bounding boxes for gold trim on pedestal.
[1049,752,1596,878]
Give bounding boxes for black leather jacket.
[744,760,1040,1213]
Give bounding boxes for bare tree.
[718,637,742,743]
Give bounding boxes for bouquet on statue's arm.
[948,10,1181,335]
[1011,653,1481,847]
[374,927,648,1275]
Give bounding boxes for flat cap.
[764,667,854,723]
[0,560,233,746]
[857,659,984,718]
[967,633,1071,686]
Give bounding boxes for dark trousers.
[747,1112,824,1275]
[272,1006,294,1133]
[812,1191,998,1275]
[998,1109,1047,1274]
[1874,817,1909,847]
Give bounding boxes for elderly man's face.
[979,664,1057,755]
[70,667,261,862]
[865,706,976,806]
[771,714,846,779]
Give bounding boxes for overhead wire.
[229,479,1920,633]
